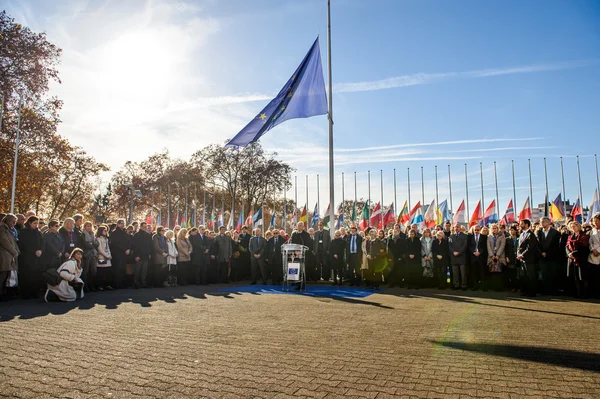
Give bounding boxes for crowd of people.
[0,210,599,302]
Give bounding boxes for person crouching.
[45,248,85,302]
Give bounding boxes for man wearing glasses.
[267,229,285,285]
[110,219,132,289]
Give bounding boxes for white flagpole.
[435,165,439,211]
[480,162,484,216]
[595,154,600,203]
[327,0,335,233]
[528,159,534,219]
[393,168,397,214]
[544,157,549,217]
[448,165,453,213]
[407,167,411,211]
[341,172,345,226]
[421,166,425,215]
[512,160,517,219]
[10,96,24,214]
[577,155,584,222]
[560,157,566,221]
[465,164,470,220]
[494,161,499,220]
[317,173,320,219]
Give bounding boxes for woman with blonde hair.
[96,225,113,290]
[566,221,590,298]
[176,228,192,286]
[165,230,178,287]
[45,248,85,302]
[421,228,434,285]
[487,223,506,291]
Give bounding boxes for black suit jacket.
[468,233,488,264]
[536,228,560,261]
[266,236,285,265]
[517,229,539,265]
[346,234,363,258]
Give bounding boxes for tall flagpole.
[202,189,206,226]
[435,165,439,209]
[448,165,453,212]
[341,172,345,226]
[185,185,189,227]
[368,170,371,208]
[317,173,320,218]
[393,168,397,214]
[512,160,517,217]
[480,162,484,211]
[327,0,335,232]
[464,164,470,219]
[560,157,566,221]
[494,161,499,219]
[595,154,600,201]
[577,155,584,222]
[544,157,549,216]
[10,97,24,214]
[167,184,171,229]
[380,169,384,210]
[528,159,534,220]
[212,190,216,232]
[421,166,425,214]
[294,175,298,220]
[194,183,197,227]
[221,190,225,228]
[407,167,411,210]
[305,175,309,214]
[283,187,287,230]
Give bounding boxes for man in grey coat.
[249,227,267,285]
[215,226,233,283]
[448,223,468,290]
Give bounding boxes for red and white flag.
[424,200,437,229]
[469,200,483,228]
[452,200,467,224]
[518,197,532,221]
[370,202,382,229]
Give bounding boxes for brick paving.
[1,285,599,398]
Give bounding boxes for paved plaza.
[1,285,599,399]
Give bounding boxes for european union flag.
[225,38,328,148]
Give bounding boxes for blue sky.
[4,0,600,218]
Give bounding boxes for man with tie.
[266,229,285,285]
[346,226,363,286]
[448,224,468,290]
[215,226,233,283]
[238,226,252,281]
[517,219,539,297]
[536,216,560,294]
[249,228,267,285]
[387,223,406,287]
[314,222,331,281]
[468,225,487,290]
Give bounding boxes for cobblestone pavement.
[1,285,599,398]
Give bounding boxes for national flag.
[218,209,224,227]
[406,202,421,226]
[270,212,276,229]
[410,204,424,228]
[227,211,233,230]
[483,200,498,225]
[145,213,152,226]
[550,194,565,222]
[335,202,344,230]
[180,215,187,228]
[370,202,382,229]
[322,203,331,229]
[156,211,161,228]
[500,200,516,225]
[397,200,410,225]
[383,203,395,228]
[245,210,253,227]
[437,199,450,225]
[236,211,243,232]
[469,200,483,228]
[359,202,370,231]
[424,200,437,229]
[452,200,467,224]
[253,208,264,227]
[292,207,298,225]
[571,198,583,223]
[518,196,532,222]
[311,203,320,228]
[299,206,307,224]
[225,38,327,148]
[586,190,599,223]
[208,211,215,230]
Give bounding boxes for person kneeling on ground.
[45,248,85,302]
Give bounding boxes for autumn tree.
[0,11,106,217]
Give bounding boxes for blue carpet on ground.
[216,285,380,298]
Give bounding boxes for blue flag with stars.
[225,37,328,148]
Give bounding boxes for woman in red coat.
[566,221,590,298]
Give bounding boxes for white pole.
[327,0,335,232]
[10,97,24,214]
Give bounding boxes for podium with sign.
[281,243,308,291]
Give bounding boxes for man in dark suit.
[448,224,468,290]
[468,225,487,290]
[517,219,539,297]
[346,225,363,286]
[536,216,559,294]
[314,221,331,280]
[266,229,285,285]
[238,226,252,280]
[109,219,131,289]
[249,228,267,285]
[387,224,405,287]
[291,222,313,289]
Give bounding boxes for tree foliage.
[0,11,107,218]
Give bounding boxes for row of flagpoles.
[145,155,600,232]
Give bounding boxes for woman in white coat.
[45,248,84,302]
[165,230,178,287]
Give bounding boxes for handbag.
[97,258,107,265]
[5,270,18,287]
[42,268,63,286]
[488,258,502,273]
